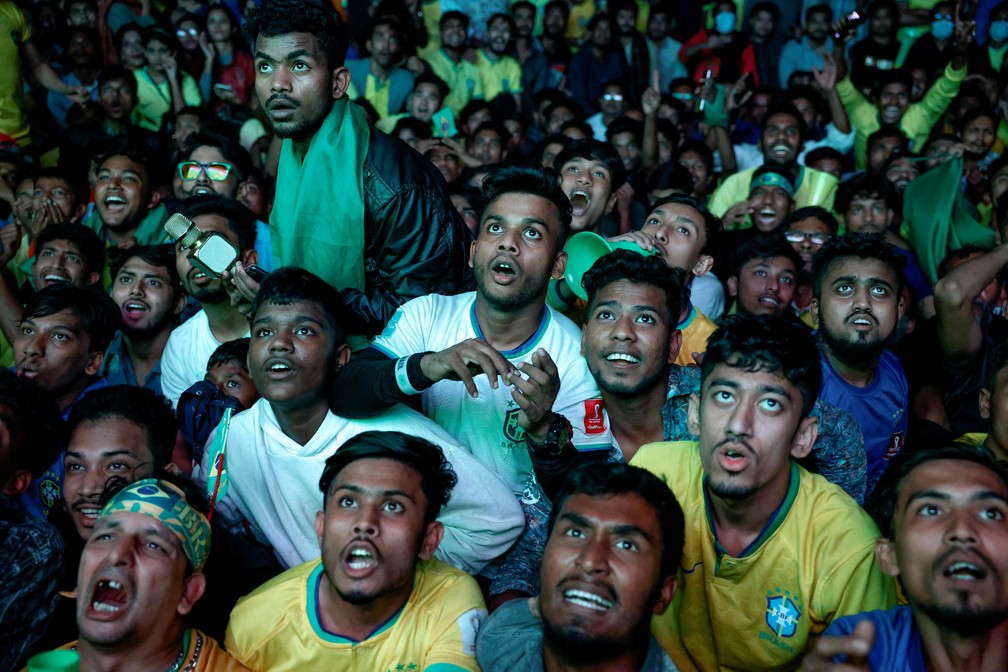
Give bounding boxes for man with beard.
[160,196,255,406]
[631,314,895,671]
[425,11,484,116]
[225,432,485,671]
[345,16,414,120]
[811,234,908,495]
[475,14,523,109]
[244,0,468,342]
[101,245,186,394]
[803,445,1008,672]
[476,462,684,671]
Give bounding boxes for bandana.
[100,479,211,571]
[749,171,795,197]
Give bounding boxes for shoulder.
[795,468,882,547]
[413,558,485,608]
[476,599,543,671]
[631,441,699,482]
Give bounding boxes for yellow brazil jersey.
[631,441,896,672]
[708,166,838,228]
[676,304,717,368]
[565,0,598,41]
[225,557,487,672]
[364,72,392,119]
[474,50,523,102]
[0,1,31,144]
[424,49,484,116]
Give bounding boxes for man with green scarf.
[245,0,471,341]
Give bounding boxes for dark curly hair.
[244,0,349,69]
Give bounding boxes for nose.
[852,285,872,311]
[80,468,108,498]
[497,229,520,253]
[270,67,292,93]
[353,504,379,537]
[20,331,43,357]
[945,508,980,546]
[611,313,636,340]
[105,533,139,567]
[725,401,754,439]
[267,329,293,352]
[575,537,610,575]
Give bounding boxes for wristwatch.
[526,413,574,458]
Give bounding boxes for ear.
[668,329,682,365]
[686,392,701,436]
[173,291,188,316]
[788,415,818,460]
[580,322,588,357]
[418,520,445,560]
[333,342,352,376]
[85,350,103,377]
[895,287,906,322]
[875,537,900,577]
[315,509,326,549]
[604,192,618,215]
[726,275,738,298]
[86,271,100,286]
[691,254,713,278]
[332,66,352,100]
[1,469,32,497]
[240,248,259,266]
[147,189,161,210]
[177,571,207,616]
[551,249,567,280]
[810,298,820,327]
[980,388,992,420]
[468,240,476,269]
[652,575,677,616]
[71,202,88,223]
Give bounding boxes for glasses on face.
[602,93,624,102]
[178,161,235,181]
[785,230,831,245]
[176,27,199,38]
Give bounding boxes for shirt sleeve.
[159,331,189,407]
[370,296,431,359]
[903,62,965,141]
[422,574,487,671]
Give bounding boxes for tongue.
[94,583,128,606]
[570,193,589,210]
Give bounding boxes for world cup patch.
[583,399,606,435]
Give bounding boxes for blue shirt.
[818,349,908,495]
[825,606,926,671]
[101,330,163,395]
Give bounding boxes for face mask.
[991,20,1008,43]
[714,11,736,34]
[930,18,954,40]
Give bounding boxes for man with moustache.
[811,234,909,495]
[101,245,186,394]
[631,314,895,671]
[38,478,250,671]
[803,446,1008,671]
[242,0,469,341]
[160,196,256,406]
[477,462,684,671]
[225,432,485,671]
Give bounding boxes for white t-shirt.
[371,292,614,494]
[199,399,524,575]
[160,310,250,406]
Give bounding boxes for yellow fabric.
[676,305,717,367]
[29,630,251,672]
[708,167,838,226]
[566,0,598,40]
[0,1,31,144]
[631,442,896,672]
[424,49,484,115]
[363,72,392,119]
[475,50,523,102]
[417,0,443,58]
[837,62,965,170]
[225,557,485,672]
[133,67,202,132]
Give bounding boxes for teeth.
[125,302,146,311]
[80,508,100,518]
[105,195,126,205]
[605,353,640,363]
[564,589,612,610]
[108,580,122,589]
[946,562,982,579]
[269,363,290,371]
[43,274,69,282]
[92,601,121,612]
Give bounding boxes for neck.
[602,379,668,463]
[543,638,649,672]
[473,294,545,351]
[55,376,97,413]
[76,626,185,672]
[316,569,412,642]
[821,345,877,388]
[984,435,1008,462]
[214,40,231,55]
[272,399,328,446]
[147,66,165,82]
[592,45,606,59]
[105,116,128,134]
[443,45,463,62]
[73,67,98,84]
[105,225,141,247]
[915,614,1008,672]
[484,48,502,62]
[370,60,391,80]
[705,469,790,557]
[809,35,826,48]
[202,302,249,343]
[619,34,632,47]
[123,327,173,383]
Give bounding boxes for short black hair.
[66,385,177,468]
[805,3,832,20]
[702,314,822,417]
[804,146,846,172]
[786,206,839,235]
[21,284,121,353]
[730,235,803,278]
[647,192,723,256]
[245,0,349,69]
[762,103,807,141]
[179,194,258,252]
[835,172,899,215]
[97,140,154,187]
[481,165,572,248]
[186,132,252,184]
[112,244,183,299]
[440,10,469,29]
[0,371,64,480]
[647,161,694,196]
[97,64,138,97]
[318,430,457,525]
[250,266,348,347]
[411,71,450,101]
[548,462,685,578]
[606,116,643,145]
[554,138,627,192]
[810,232,907,299]
[750,1,779,19]
[393,116,433,141]
[867,445,1008,539]
[207,337,250,373]
[583,249,688,326]
[34,222,105,281]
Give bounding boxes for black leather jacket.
[342,128,473,337]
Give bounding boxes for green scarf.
[271,97,369,293]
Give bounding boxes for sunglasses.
[178,161,236,181]
[785,230,831,245]
[176,27,199,38]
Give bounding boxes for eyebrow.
[830,275,895,290]
[905,489,1008,509]
[255,48,314,63]
[66,449,138,460]
[559,512,653,541]
[594,298,661,313]
[333,483,416,502]
[707,377,791,398]
[483,214,548,229]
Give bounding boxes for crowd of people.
[2,0,1008,670]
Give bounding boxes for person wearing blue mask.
[904,1,958,80]
[679,0,759,85]
[968,2,1008,78]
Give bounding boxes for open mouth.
[758,294,781,307]
[103,194,128,212]
[564,588,613,612]
[491,260,518,283]
[91,578,129,614]
[75,503,102,527]
[123,301,148,319]
[569,190,590,214]
[605,352,640,364]
[770,144,791,158]
[943,561,986,581]
[40,272,71,285]
[754,208,779,227]
[849,315,875,328]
